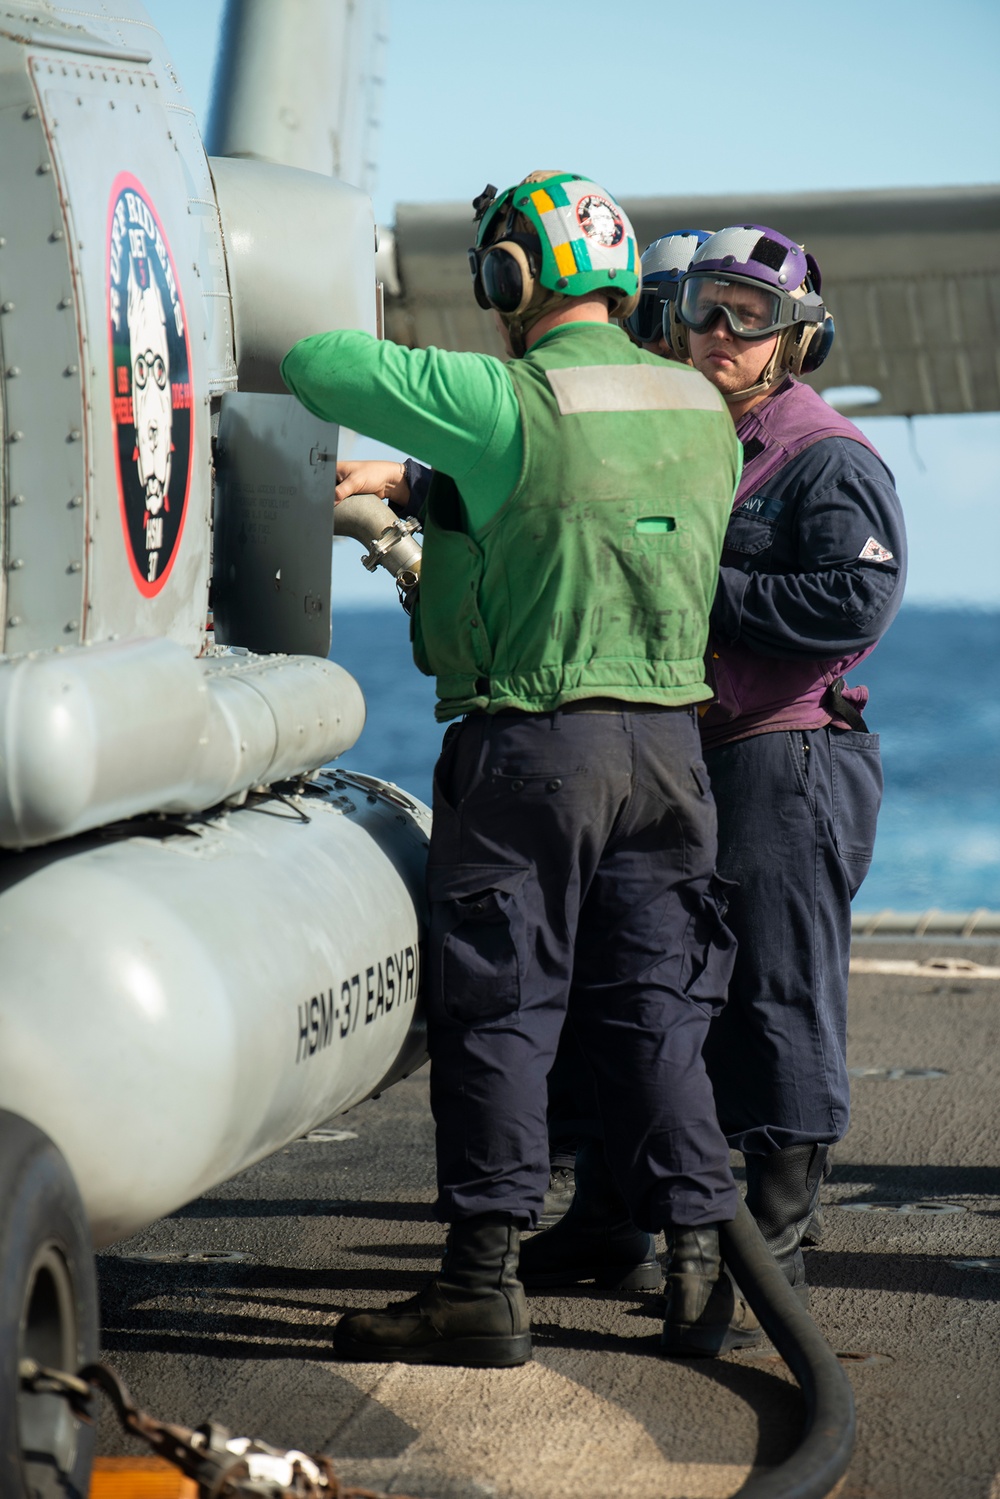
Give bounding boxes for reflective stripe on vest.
[545,364,724,415]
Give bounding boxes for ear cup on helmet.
[609,284,641,323]
[471,265,492,310]
[799,313,835,374]
[480,240,536,317]
[667,300,689,359]
[785,313,835,376]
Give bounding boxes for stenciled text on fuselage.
[295,945,420,1063]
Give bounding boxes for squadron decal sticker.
[858,536,894,563]
[575,193,624,248]
[107,173,193,596]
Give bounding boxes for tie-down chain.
[19,1357,421,1499]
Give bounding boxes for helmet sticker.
[107,173,193,598]
[693,225,761,266]
[640,231,711,281]
[576,194,624,248]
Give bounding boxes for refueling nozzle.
[333,492,422,614]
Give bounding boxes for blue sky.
[145,0,1000,606]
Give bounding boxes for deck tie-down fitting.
[19,1358,422,1499]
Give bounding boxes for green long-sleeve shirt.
[281,327,523,534]
[281,323,649,534]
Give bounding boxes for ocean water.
[329,605,1000,914]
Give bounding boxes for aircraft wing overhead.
[383,185,1000,417]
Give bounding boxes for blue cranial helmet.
[623,230,712,344]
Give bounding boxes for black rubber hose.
[719,1200,856,1499]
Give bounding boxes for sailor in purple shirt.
[522,226,906,1322]
[671,227,906,1294]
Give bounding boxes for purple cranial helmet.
[670,223,834,401]
[688,224,819,292]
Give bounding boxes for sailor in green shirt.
[282,171,755,1366]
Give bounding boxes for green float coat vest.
[413,325,741,721]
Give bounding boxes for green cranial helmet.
[470,172,641,330]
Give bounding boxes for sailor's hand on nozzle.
[335,459,409,507]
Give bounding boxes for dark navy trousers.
[702,726,883,1156]
[426,706,738,1233]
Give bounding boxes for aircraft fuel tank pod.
[0,3,427,1494]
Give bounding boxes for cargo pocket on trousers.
[683,873,739,1015]
[428,864,530,1024]
[829,731,883,896]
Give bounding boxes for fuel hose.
[334,491,422,611]
[719,1200,856,1499]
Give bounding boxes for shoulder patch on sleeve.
[858,536,894,563]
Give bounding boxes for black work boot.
[801,1148,833,1246]
[519,1141,661,1293]
[333,1212,531,1367]
[744,1144,829,1300]
[538,1158,577,1228]
[661,1225,761,1357]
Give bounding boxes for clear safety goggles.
[676,273,821,341]
[623,282,676,343]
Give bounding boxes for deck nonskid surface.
[95,938,1000,1499]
